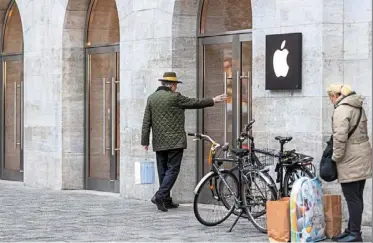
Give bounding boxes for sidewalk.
[0,181,371,242]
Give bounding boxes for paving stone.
[0,181,371,242]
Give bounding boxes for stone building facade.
[0,0,371,224]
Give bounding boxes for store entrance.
[86,46,120,192]
[197,34,252,181]
[0,1,24,182]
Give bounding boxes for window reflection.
[200,0,252,34]
[203,43,233,173]
[240,41,252,148]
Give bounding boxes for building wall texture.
[3,0,372,225]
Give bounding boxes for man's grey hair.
[161,81,175,88]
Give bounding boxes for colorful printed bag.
[290,177,326,243]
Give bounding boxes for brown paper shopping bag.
[323,195,342,238]
[267,197,290,243]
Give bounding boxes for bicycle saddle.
[275,136,293,143]
[230,148,249,157]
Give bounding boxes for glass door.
[199,36,233,177]
[198,34,252,179]
[86,45,120,192]
[1,55,23,181]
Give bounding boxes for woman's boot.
[337,232,363,242]
[332,229,350,241]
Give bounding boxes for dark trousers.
[154,149,183,202]
[341,179,366,233]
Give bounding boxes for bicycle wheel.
[283,166,315,197]
[219,168,276,219]
[219,166,249,219]
[193,170,239,226]
[242,171,277,233]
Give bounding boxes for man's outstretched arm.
[177,93,227,109]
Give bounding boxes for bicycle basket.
[253,148,276,169]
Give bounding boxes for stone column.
[18,0,87,190]
[252,0,372,225]
[321,0,372,225]
[60,0,89,189]
[171,0,200,203]
[251,0,324,180]
[18,0,66,189]
[118,0,175,200]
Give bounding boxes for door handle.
[111,77,117,156]
[114,79,120,154]
[239,71,252,136]
[102,78,112,154]
[114,80,119,153]
[224,72,232,157]
[238,71,251,144]
[20,81,23,150]
[236,71,241,140]
[224,72,227,147]
[247,71,252,136]
[13,82,17,148]
[102,78,106,154]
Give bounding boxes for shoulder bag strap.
[336,103,363,138]
[331,103,363,139]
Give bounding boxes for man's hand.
[213,94,228,103]
[143,146,149,151]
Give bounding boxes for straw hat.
[158,72,182,83]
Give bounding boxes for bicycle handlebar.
[237,119,256,143]
[187,132,219,146]
[245,119,255,131]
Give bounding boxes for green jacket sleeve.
[176,92,215,109]
[141,99,152,146]
[331,107,350,162]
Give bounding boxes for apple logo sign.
[265,33,302,90]
[273,40,289,78]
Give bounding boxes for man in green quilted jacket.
[141,72,227,212]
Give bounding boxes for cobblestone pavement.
[0,181,371,242]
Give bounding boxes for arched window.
[86,0,119,46]
[200,0,252,35]
[1,1,24,182]
[85,0,120,193]
[3,2,23,54]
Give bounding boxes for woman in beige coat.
[327,84,372,242]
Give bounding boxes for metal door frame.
[85,44,120,193]
[196,33,252,180]
[0,53,24,181]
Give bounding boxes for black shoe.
[165,201,179,209]
[337,232,363,242]
[164,197,179,209]
[151,196,168,212]
[332,229,350,241]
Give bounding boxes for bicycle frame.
[236,124,315,199]
[190,133,238,199]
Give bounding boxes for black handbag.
[320,105,362,182]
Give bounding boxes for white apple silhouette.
[273,40,289,78]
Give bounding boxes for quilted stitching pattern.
[141,87,214,151]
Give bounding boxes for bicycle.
[220,121,277,223]
[221,120,316,230]
[246,134,316,198]
[188,131,276,233]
